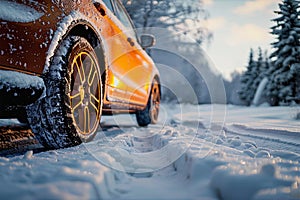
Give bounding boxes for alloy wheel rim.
[69,51,101,136]
[151,81,160,123]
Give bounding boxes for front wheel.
[26,36,103,149]
[136,79,160,126]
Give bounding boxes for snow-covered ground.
[0,104,299,200]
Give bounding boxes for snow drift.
[0,104,299,199]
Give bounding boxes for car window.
[102,0,114,12]
[114,0,137,40]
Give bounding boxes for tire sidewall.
[136,78,160,126]
[27,36,103,149]
[66,37,103,142]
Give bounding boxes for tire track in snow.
[224,124,300,154]
[87,123,191,174]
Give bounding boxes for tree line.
[239,0,300,106]
[122,0,299,106]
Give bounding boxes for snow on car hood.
[0,0,43,23]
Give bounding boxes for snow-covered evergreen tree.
[239,48,258,105]
[239,48,271,105]
[263,50,271,78]
[267,0,300,105]
[255,49,271,87]
[253,48,264,89]
[225,70,248,105]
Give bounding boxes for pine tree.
[252,48,273,105]
[263,50,271,78]
[239,48,258,105]
[253,47,264,89]
[254,48,271,89]
[267,0,300,105]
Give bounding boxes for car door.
[99,0,131,103]
[112,0,153,106]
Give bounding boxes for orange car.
[0,0,160,149]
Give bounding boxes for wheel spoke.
[84,106,90,133]
[70,92,81,99]
[77,107,85,131]
[75,60,84,83]
[88,61,95,85]
[72,100,82,113]
[89,70,97,86]
[91,93,100,103]
[90,100,99,115]
[89,104,97,128]
[78,54,86,83]
[83,55,91,83]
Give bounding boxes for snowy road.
[0,104,299,199]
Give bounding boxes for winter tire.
[26,36,103,149]
[136,79,160,126]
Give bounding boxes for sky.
[201,0,281,80]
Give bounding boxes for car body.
[0,0,161,149]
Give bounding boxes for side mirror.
[140,34,155,49]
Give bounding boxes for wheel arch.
[66,22,107,93]
[44,18,108,96]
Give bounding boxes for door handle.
[127,37,135,47]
